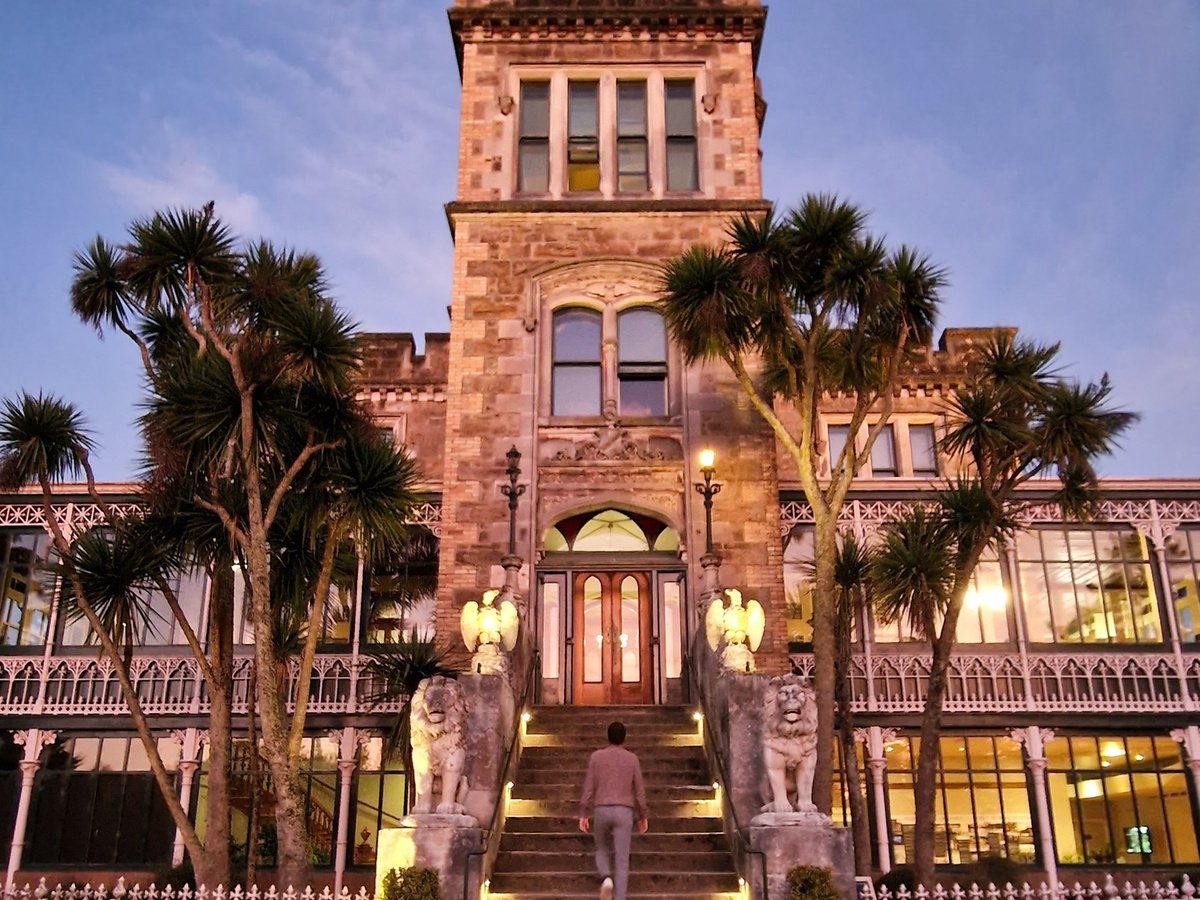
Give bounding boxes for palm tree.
[659,195,945,809]
[831,532,873,875]
[66,204,425,887]
[0,393,214,881]
[867,335,1137,886]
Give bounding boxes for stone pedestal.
[459,673,516,825]
[724,673,767,828]
[748,815,854,900]
[377,818,483,900]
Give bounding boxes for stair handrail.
[685,648,769,900]
[462,648,541,900]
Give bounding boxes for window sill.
[541,415,682,428]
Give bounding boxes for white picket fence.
[0,883,374,900]
[874,876,1197,900]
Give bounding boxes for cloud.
[97,132,268,235]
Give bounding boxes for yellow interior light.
[699,449,715,470]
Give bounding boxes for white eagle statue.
[705,588,766,673]
[460,589,519,676]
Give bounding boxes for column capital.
[338,759,358,778]
[17,760,40,779]
[1010,726,1055,761]
[1171,725,1200,759]
[177,759,200,778]
[12,729,58,763]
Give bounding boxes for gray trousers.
[593,805,634,900]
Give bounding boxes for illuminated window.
[1017,527,1162,644]
[0,530,55,647]
[1163,527,1200,643]
[885,735,1034,866]
[567,81,600,192]
[1045,736,1198,865]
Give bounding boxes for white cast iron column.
[1170,727,1200,807]
[858,726,896,873]
[6,728,58,889]
[170,728,205,867]
[330,726,365,898]
[1012,726,1058,891]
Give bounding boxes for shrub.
[876,866,916,895]
[788,866,839,900]
[967,855,1021,888]
[380,866,440,900]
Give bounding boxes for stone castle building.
[0,0,1198,892]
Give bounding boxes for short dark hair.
[607,721,626,745]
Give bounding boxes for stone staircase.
[487,705,741,900]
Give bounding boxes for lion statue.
[410,675,470,816]
[760,674,819,814]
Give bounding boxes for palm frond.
[71,237,135,334]
[868,505,955,642]
[0,393,95,489]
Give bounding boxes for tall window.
[1045,736,1199,865]
[885,735,1033,866]
[827,425,851,474]
[551,308,603,416]
[616,81,649,192]
[1163,527,1200,643]
[870,424,898,477]
[0,530,55,647]
[518,81,550,192]
[617,307,667,416]
[1017,527,1163,644]
[910,424,939,476]
[351,737,409,867]
[567,81,600,192]
[665,80,698,191]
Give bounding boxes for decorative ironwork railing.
[779,497,1200,544]
[0,498,442,535]
[789,649,1199,714]
[0,653,406,718]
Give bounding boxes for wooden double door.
[572,571,653,705]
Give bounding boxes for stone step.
[531,704,693,717]
[521,746,706,763]
[488,896,737,900]
[522,733,702,749]
[515,764,708,785]
[512,783,716,801]
[506,797,719,818]
[488,870,740,894]
[493,849,735,873]
[526,719,695,735]
[502,815,724,834]
[498,831,729,853]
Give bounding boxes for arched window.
[552,308,602,416]
[550,305,669,418]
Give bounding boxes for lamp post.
[694,448,721,555]
[500,445,526,556]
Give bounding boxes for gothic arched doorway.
[538,509,686,706]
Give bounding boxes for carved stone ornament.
[705,588,766,673]
[755,674,828,823]
[554,402,665,462]
[460,589,519,676]
[410,675,473,821]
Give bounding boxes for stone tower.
[438,0,788,703]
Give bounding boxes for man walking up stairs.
[487,705,741,900]
[579,720,649,900]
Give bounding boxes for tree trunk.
[202,563,235,888]
[911,622,958,888]
[247,659,261,883]
[835,605,871,875]
[810,518,839,815]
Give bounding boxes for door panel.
[572,572,652,705]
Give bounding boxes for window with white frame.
[824,419,941,478]
[515,72,700,198]
[550,305,668,418]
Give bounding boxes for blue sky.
[2,1,1198,480]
